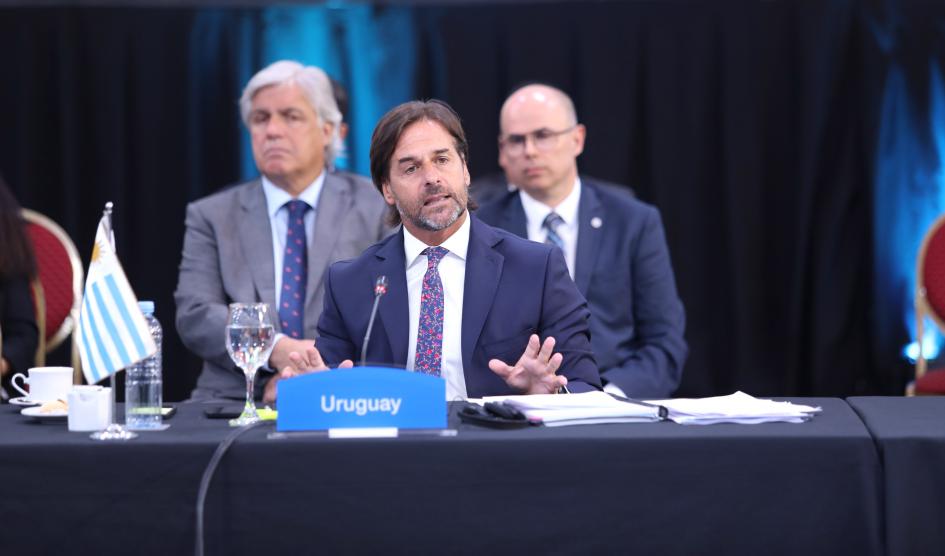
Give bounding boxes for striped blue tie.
[279,200,310,339]
[543,212,565,251]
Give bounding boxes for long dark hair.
[0,176,36,281]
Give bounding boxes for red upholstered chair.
[912,214,945,394]
[21,209,84,383]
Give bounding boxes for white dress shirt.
[261,173,325,302]
[403,214,470,400]
[518,178,581,279]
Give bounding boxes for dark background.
[1,0,941,401]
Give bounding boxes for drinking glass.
[225,303,276,426]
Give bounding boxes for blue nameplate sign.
[277,366,447,432]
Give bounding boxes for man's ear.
[572,124,587,157]
[381,181,396,206]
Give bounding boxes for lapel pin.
[591,217,603,229]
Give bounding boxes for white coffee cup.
[11,367,74,403]
[68,386,112,432]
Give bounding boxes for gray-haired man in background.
[175,60,389,401]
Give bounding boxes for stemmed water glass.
[225,303,276,426]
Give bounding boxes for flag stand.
[91,202,138,441]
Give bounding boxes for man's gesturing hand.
[487,334,567,395]
[262,341,353,404]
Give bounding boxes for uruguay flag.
[77,216,156,384]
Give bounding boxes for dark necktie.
[279,200,310,339]
[415,246,448,377]
[543,212,566,251]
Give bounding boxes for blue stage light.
[903,328,943,362]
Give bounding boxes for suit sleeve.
[1,276,39,379]
[315,265,357,366]
[602,208,687,398]
[540,248,602,392]
[174,202,238,377]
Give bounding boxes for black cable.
[195,420,274,556]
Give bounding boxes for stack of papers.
[481,391,664,427]
[650,391,822,425]
[477,391,821,427]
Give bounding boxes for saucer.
[21,407,68,421]
[9,396,40,407]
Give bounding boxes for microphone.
[373,275,389,297]
[361,275,388,366]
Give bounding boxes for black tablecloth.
[0,399,882,555]
[848,396,945,556]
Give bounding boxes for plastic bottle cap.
[138,301,155,315]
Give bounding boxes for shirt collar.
[403,211,471,269]
[261,172,326,218]
[518,177,582,226]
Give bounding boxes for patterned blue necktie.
[415,246,448,377]
[543,212,565,250]
[279,200,310,339]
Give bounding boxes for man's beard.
[396,185,467,232]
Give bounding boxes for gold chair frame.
[20,209,84,384]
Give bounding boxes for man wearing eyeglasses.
[476,83,687,398]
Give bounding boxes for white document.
[646,391,822,425]
[474,391,821,427]
[481,391,664,426]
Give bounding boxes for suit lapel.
[461,216,504,374]
[238,181,278,314]
[375,230,410,365]
[574,181,603,295]
[497,186,600,295]
[306,174,349,316]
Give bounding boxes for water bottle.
[125,301,163,430]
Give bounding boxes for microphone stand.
[361,276,388,366]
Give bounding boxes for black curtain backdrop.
[0,8,251,401]
[1,1,942,400]
[422,0,882,398]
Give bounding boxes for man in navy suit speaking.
[265,100,601,402]
[477,84,687,398]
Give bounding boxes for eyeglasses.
[499,125,577,155]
